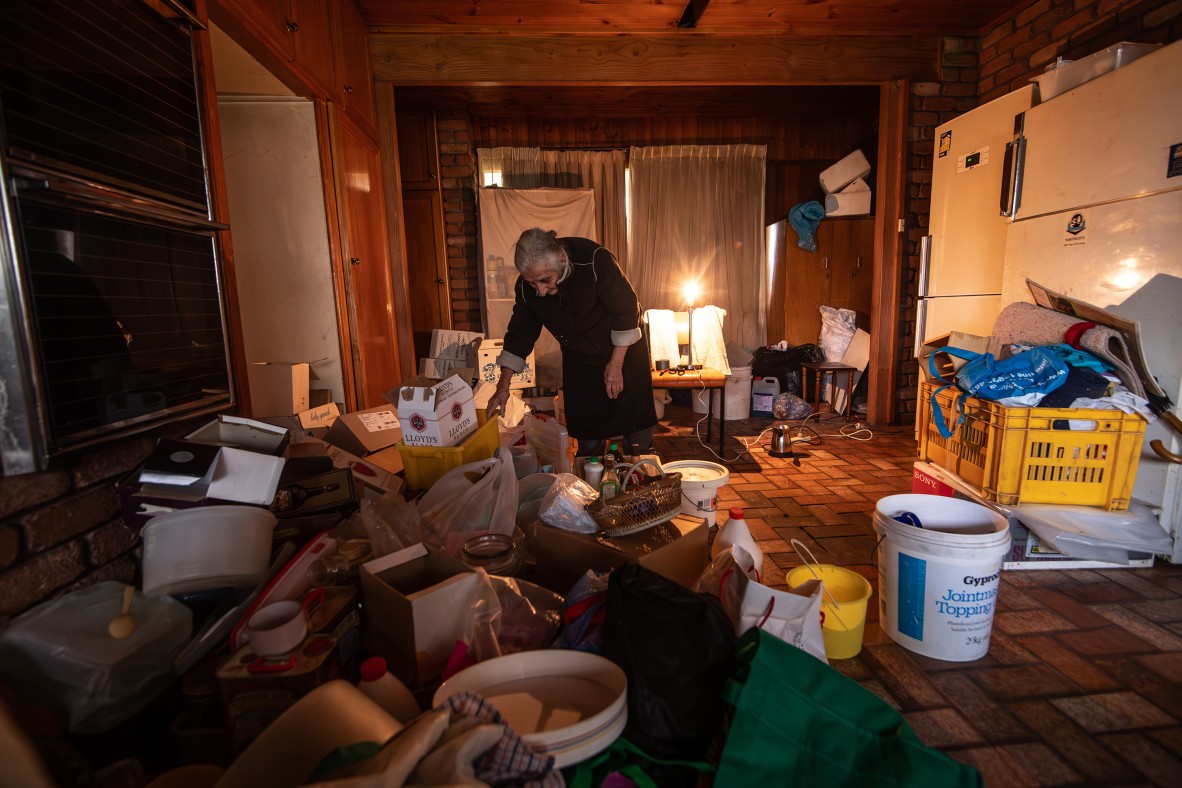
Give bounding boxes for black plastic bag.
[602,563,735,766]
[751,344,826,396]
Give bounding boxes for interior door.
[333,111,402,408]
[827,217,875,327]
[401,190,451,360]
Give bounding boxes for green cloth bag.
[715,628,982,788]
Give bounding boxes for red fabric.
[1064,321,1096,349]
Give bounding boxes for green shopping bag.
[715,628,982,788]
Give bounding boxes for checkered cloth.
[443,691,564,787]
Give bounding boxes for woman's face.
[523,267,561,297]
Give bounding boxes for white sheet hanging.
[645,309,680,368]
[690,306,731,375]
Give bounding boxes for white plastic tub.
[141,505,277,595]
[1032,42,1161,100]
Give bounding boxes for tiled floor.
[653,404,1182,787]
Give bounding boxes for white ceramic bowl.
[141,505,276,595]
[433,649,627,768]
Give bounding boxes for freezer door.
[915,294,1003,352]
[928,86,1036,297]
[1013,40,1182,220]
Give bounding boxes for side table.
[800,361,858,421]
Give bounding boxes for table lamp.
[682,281,701,370]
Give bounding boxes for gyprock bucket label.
[893,550,1002,652]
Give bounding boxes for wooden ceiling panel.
[361,0,1033,37]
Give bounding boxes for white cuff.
[611,328,642,347]
[495,351,527,373]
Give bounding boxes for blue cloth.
[788,201,826,252]
[1044,343,1114,374]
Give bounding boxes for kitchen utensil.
[107,585,137,639]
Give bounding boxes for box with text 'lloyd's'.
[393,374,478,448]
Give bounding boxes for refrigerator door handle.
[1001,134,1026,217]
[914,297,929,359]
[918,235,932,298]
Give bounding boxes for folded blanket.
[992,302,1144,397]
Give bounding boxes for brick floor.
[653,405,1182,787]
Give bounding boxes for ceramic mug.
[245,588,324,657]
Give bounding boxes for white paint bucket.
[873,494,1011,662]
[691,366,753,422]
[662,459,730,526]
[653,390,672,419]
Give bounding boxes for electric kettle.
[770,424,793,455]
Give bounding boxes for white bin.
[691,366,753,421]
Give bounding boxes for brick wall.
[896,0,1181,424]
[435,111,482,331]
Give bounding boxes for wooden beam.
[867,79,908,426]
[370,34,939,85]
[376,84,418,382]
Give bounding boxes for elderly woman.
[485,228,657,458]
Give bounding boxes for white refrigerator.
[915,85,1038,353]
[1000,39,1182,560]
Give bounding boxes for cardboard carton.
[419,356,470,379]
[820,149,871,194]
[185,415,289,456]
[428,329,484,361]
[918,331,1003,383]
[324,404,402,457]
[289,437,406,496]
[392,374,478,448]
[247,362,310,416]
[469,339,536,390]
[532,513,709,594]
[359,543,476,685]
[823,177,871,216]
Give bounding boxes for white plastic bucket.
[691,366,752,421]
[873,494,1011,662]
[654,390,672,419]
[662,459,730,526]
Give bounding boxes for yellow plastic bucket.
[786,564,873,660]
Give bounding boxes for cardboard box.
[820,149,871,194]
[359,543,476,686]
[418,356,470,379]
[918,331,1003,383]
[428,329,484,361]
[298,402,340,430]
[392,374,478,448]
[289,437,406,496]
[324,404,402,457]
[469,339,536,390]
[185,415,289,456]
[823,177,871,216]
[533,514,709,594]
[247,362,310,416]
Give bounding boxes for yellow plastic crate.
[918,381,1147,510]
[396,411,499,492]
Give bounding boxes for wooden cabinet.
[768,216,875,347]
[395,108,440,189]
[401,190,452,358]
[213,0,335,100]
[332,0,377,137]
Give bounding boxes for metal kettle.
[770,424,793,454]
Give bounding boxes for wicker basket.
[587,459,682,536]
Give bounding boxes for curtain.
[477,147,628,273]
[628,144,767,352]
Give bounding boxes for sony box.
[392,374,478,448]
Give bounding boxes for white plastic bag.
[538,472,599,533]
[417,447,518,557]
[738,578,828,664]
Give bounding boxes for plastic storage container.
[141,506,277,595]
[918,381,1146,510]
[1032,42,1161,100]
[396,410,499,492]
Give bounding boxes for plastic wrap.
[538,472,600,533]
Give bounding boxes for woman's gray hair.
[514,228,568,276]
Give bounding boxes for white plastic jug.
[751,377,780,417]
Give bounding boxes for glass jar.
[462,532,524,577]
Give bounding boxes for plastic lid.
[589,456,600,464]
[729,507,745,520]
[359,655,388,683]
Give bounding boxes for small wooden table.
[651,367,727,454]
[800,360,858,421]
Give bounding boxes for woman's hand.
[486,370,515,418]
[604,345,629,398]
